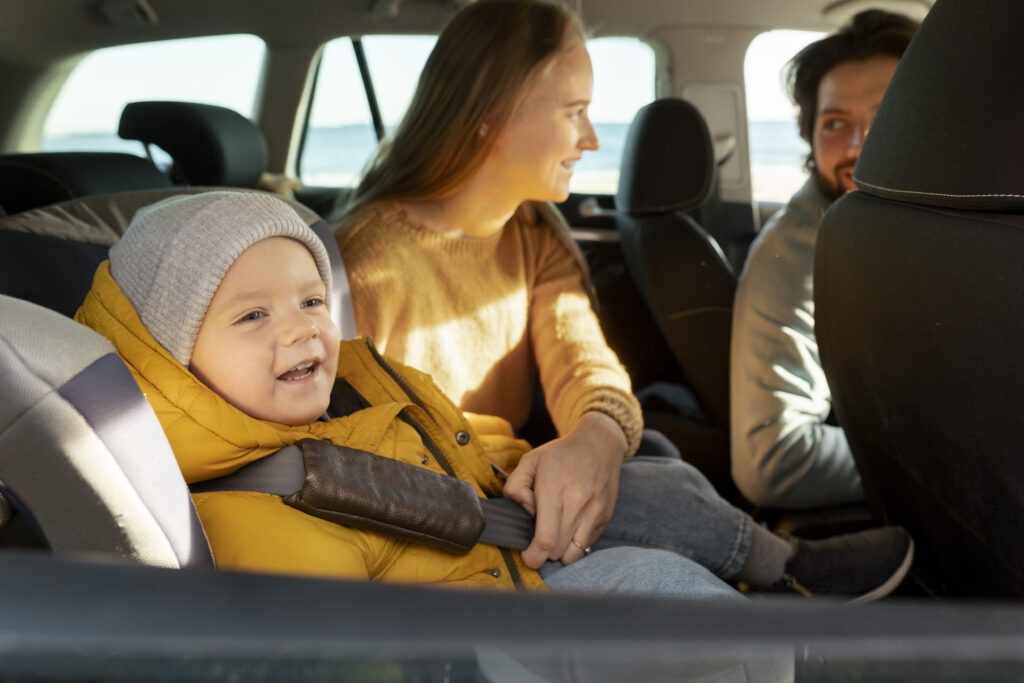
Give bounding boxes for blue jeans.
[541,546,742,599]
[596,455,754,579]
[540,451,756,597]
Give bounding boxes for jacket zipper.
[364,338,525,589]
[364,338,457,478]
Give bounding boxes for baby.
[75,191,910,602]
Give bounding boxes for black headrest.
[0,152,173,215]
[615,98,715,216]
[853,0,1024,210]
[118,101,268,187]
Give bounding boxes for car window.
[42,35,266,164]
[300,35,655,194]
[361,35,438,136]
[300,36,435,187]
[300,38,382,187]
[572,37,655,195]
[744,29,825,203]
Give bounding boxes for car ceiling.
[0,0,933,64]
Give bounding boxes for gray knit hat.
[110,191,333,367]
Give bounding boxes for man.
[731,10,919,508]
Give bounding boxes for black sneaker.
[780,526,914,604]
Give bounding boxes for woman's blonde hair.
[347,0,584,211]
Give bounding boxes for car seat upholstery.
[118,101,268,187]
[814,0,1024,597]
[0,152,173,215]
[0,188,355,335]
[615,98,736,430]
[614,98,738,496]
[0,294,214,568]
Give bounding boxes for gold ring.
[572,540,592,555]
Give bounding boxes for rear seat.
[0,151,173,215]
[0,188,354,334]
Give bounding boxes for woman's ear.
[478,121,490,138]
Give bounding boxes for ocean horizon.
[42,120,808,199]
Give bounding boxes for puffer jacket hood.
[76,261,543,590]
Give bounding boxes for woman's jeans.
[541,444,756,597]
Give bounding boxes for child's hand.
[503,411,626,569]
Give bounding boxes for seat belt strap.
[189,442,533,551]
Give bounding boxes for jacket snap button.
[421,455,429,465]
[490,568,502,579]
[455,430,471,445]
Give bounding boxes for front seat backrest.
[0,294,214,568]
[814,0,1024,597]
[118,101,269,187]
[615,98,737,429]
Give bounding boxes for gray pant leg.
[486,550,792,683]
[597,456,754,579]
[541,546,742,600]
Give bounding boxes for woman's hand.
[503,411,627,569]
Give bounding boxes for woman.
[335,0,913,601]
[336,0,633,569]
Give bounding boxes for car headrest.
[118,101,268,187]
[615,98,715,216]
[853,0,1024,211]
[0,294,214,568]
[0,152,173,215]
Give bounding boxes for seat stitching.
[855,176,1024,199]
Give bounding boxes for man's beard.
[815,160,857,202]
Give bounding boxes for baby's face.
[190,237,340,425]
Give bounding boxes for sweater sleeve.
[729,189,864,508]
[524,212,643,457]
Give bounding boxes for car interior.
[1,0,1022,679]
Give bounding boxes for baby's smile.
[278,360,319,382]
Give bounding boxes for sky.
[45,30,823,137]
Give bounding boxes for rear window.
[43,35,266,162]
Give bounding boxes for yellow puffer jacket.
[75,261,545,590]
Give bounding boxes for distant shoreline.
[44,120,809,201]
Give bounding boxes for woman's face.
[486,35,599,203]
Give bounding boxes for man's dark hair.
[786,10,919,164]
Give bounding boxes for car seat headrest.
[615,98,715,216]
[853,0,1024,210]
[118,101,268,187]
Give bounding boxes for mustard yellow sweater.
[336,201,642,455]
